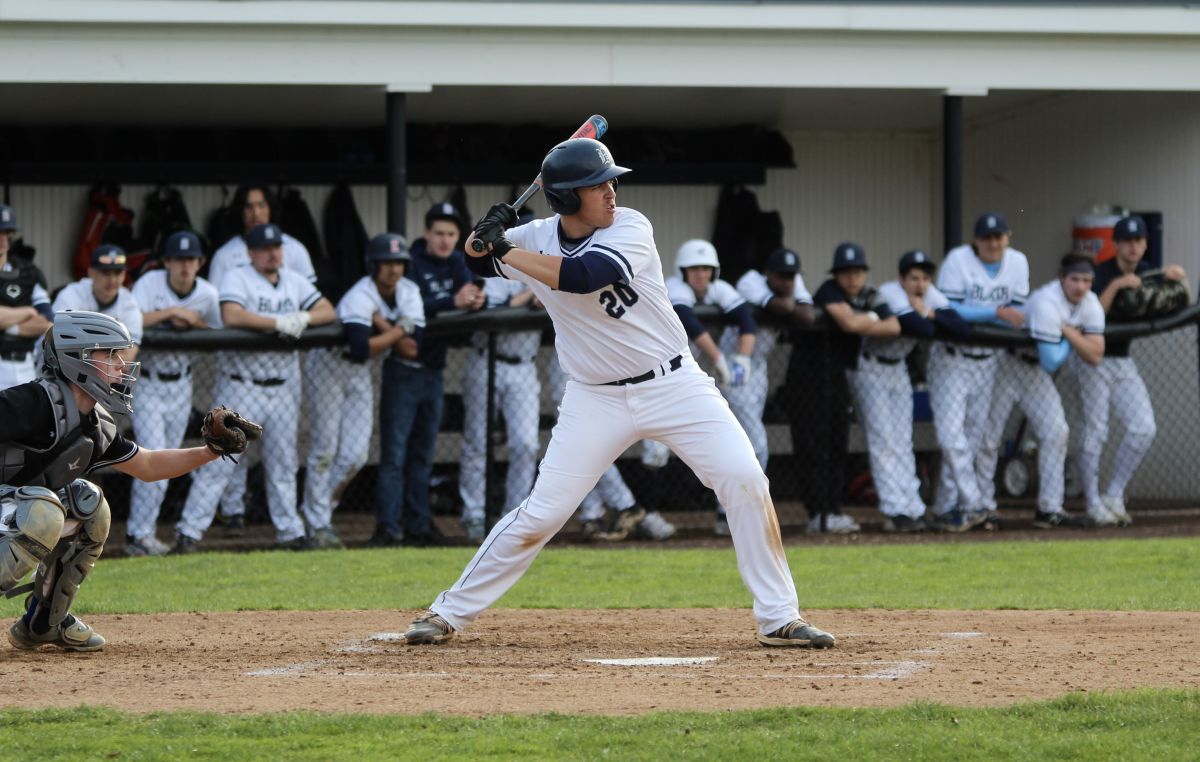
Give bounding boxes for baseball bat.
[470,114,608,252]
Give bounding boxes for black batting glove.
[472,220,516,260]
[482,203,518,230]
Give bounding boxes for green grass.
[3,536,1194,617]
[1,690,1197,760]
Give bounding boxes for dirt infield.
[2,608,1198,715]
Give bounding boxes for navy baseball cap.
[974,213,1010,237]
[830,242,868,272]
[245,223,284,249]
[163,231,203,258]
[0,203,16,232]
[90,244,128,271]
[765,248,801,275]
[424,202,461,229]
[899,249,936,274]
[1112,215,1148,241]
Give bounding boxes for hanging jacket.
[321,182,369,303]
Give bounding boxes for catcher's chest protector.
[0,378,118,490]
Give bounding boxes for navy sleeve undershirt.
[558,252,624,294]
[897,311,936,338]
[728,303,757,335]
[673,304,707,340]
[465,254,502,279]
[344,323,371,363]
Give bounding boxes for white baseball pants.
[128,374,193,539]
[847,360,925,519]
[1070,354,1156,508]
[928,346,997,515]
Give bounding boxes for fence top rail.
[139,301,1200,351]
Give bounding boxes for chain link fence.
[97,302,1200,544]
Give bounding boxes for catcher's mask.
[42,310,140,415]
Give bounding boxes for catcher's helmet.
[675,239,720,281]
[365,233,411,267]
[0,203,16,233]
[42,310,140,416]
[541,138,630,216]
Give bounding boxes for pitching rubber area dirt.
[2,608,1198,715]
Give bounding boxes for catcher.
[0,310,261,651]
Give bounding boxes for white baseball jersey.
[131,271,222,376]
[861,281,951,361]
[1026,280,1105,345]
[338,274,426,352]
[938,245,1030,311]
[218,268,322,380]
[52,280,144,342]
[469,278,540,360]
[496,208,688,384]
[209,232,316,288]
[665,275,746,361]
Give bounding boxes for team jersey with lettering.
[131,271,222,377]
[938,244,1029,310]
[52,280,144,343]
[218,268,322,380]
[469,278,541,361]
[486,208,688,385]
[209,232,317,288]
[1026,279,1105,345]
[861,281,951,361]
[338,274,426,361]
[722,269,812,360]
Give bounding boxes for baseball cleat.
[805,514,860,535]
[404,611,455,645]
[8,614,106,652]
[1033,510,1088,529]
[757,620,836,648]
[1102,496,1133,527]
[882,514,926,533]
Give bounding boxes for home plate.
[586,657,720,667]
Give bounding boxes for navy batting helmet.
[365,233,411,269]
[540,138,630,216]
[0,203,16,233]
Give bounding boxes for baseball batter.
[174,223,334,550]
[0,203,53,390]
[851,251,961,532]
[977,255,1105,528]
[404,138,834,649]
[127,232,221,556]
[1074,215,1190,526]
[301,233,424,549]
[929,213,1028,531]
[459,277,541,542]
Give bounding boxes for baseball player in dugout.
[52,244,145,359]
[302,233,425,550]
[0,203,54,390]
[404,137,835,649]
[851,250,968,533]
[173,223,334,552]
[371,202,483,549]
[656,238,758,535]
[126,231,222,557]
[790,243,900,535]
[1,311,258,652]
[928,213,1029,532]
[1074,215,1191,526]
[978,253,1106,529]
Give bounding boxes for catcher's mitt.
[201,406,263,462]
[1110,269,1190,320]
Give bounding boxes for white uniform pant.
[177,375,305,542]
[1069,354,1156,508]
[976,353,1069,513]
[0,355,35,391]
[722,357,770,470]
[128,374,192,539]
[928,346,997,515]
[301,350,373,531]
[430,356,802,636]
[847,360,925,519]
[459,353,541,524]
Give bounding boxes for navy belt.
[946,345,993,361]
[477,349,534,365]
[231,374,286,387]
[605,355,683,386]
[1007,348,1039,366]
[862,352,902,366]
[0,350,29,362]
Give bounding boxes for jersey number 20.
[599,282,639,319]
